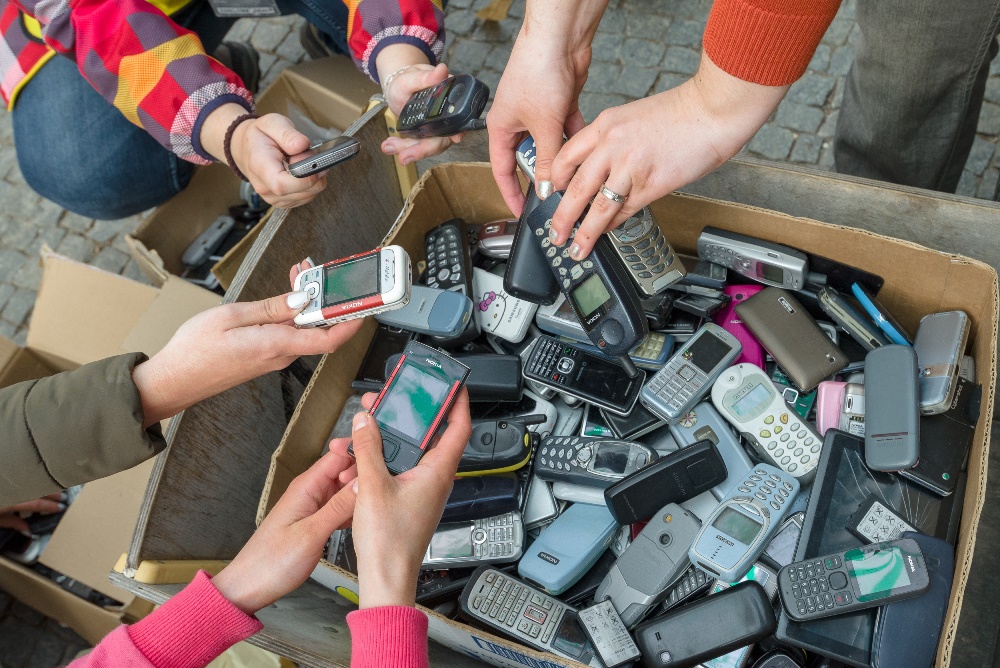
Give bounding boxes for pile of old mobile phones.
[396,74,489,138]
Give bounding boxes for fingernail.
[548,228,560,243]
[287,291,310,310]
[352,479,359,494]
[352,412,369,433]
[401,158,412,166]
[538,181,553,199]
[384,145,396,155]
[57,503,66,511]
[570,243,582,259]
[303,257,315,268]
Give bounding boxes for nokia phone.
[697,227,809,290]
[396,74,488,138]
[286,135,361,177]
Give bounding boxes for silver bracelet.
[382,64,420,97]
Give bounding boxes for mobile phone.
[689,464,801,581]
[851,283,913,346]
[535,436,657,488]
[523,335,645,416]
[660,565,713,612]
[573,331,675,371]
[551,481,606,505]
[478,219,519,259]
[182,215,235,268]
[578,599,643,667]
[642,292,675,330]
[845,495,917,544]
[713,284,766,369]
[697,226,810,290]
[668,402,755,500]
[633,581,776,668]
[425,219,473,296]
[459,567,602,666]
[736,288,848,391]
[472,268,537,343]
[704,563,780,668]
[817,287,889,351]
[711,364,823,480]
[640,323,743,423]
[358,341,470,474]
[518,502,620,595]
[450,353,523,402]
[523,475,559,529]
[600,403,665,440]
[596,503,701,627]
[293,246,411,328]
[286,135,361,177]
[374,285,473,338]
[470,389,558,437]
[672,292,730,319]
[761,512,805,570]
[682,259,728,289]
[751,650,804,668]
[777,538,929,622]
[396,74,488,138]
[417,564,517,607]
[606,206,686,296]
[864,345,920,472]
[180,261,221,291]
[441,474,521,523]
[459,419,536,476]
[489,328,558,400]
[603,441,727,525]
[841,382,865,436]
[913,310,970,415]
[352,324,416,392]
[423,511,524,568]
[814,381,846,436]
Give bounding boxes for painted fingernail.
[538,180,553,199]
[352,479,359,494]
[570,243,582,259]
[548,228,560,243]
[352,412,369,433]
[57,503,67,511]
[303,257,315,268]
[287,291,310,310]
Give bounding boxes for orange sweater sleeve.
[703,0,842,86]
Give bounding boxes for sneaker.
[300,23,335,60]
[213,41,261,95]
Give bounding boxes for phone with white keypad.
[711,363,824,481]
[422,512,524,568]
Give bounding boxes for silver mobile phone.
[817,286,889,351]
[913,310,970,415]
[697,227,809,290]
[606,207,686,296]
[422,512,524,568]
[286,135,361,177]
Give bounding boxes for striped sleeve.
[11,0,253,164]
[347,0,446,83]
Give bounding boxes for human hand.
[381,62,463,165]
[0,495,63,532]
[211,447,358,614]
[132,259,364,427]
[334,390,472,608]
[546,54,789,260]
[201,103,326,209]
[487,0,608,216]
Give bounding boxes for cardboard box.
[0,251,219,644]
[125,56,381,288]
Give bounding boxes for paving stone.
[669,0,712,18]
[478,69,503,96]
[449,38,490,73]
[621,38,665,67]
[787,73,836,106]
[30,198,63,228]
[10,258,41,291]
[831,78,845,108]
[251,19,290,52]
[27,631,67,667]
[257,52,278,79]
[748,124,794,161]
[0,248,28,281]
[487,42,513,67]
[225,18,255,43]
[584,62,622,93]
[27,226,68,257]
[611,65,658,98]
[2,288,34,327]
[819,142,836,170]
[91,246,131,275]
[790,135,823,163]
[55,233,95,263]
[0,215,38,252]
[977,167,999,200]
[809,44,831,72]
[448,0,473,9]
[979,103,1000,136]
[578,93,630,122]
[661,46,700,75]
[597,8,626,34]
[0,283,16,312]
[275,30,306,64]
[12,324,27,345]
[472,18,519,43]
[446,9,478,35]
[0,319,16,339]
[848,22,862,46]
[956,169,978,198]
[122,259,154,285]
[828,45,855,77]
[653,72,689,94]
[823,17,853,45]
[966,138,995,176]
[591,32,622,62]
[87,219,128,245]
[986,76,1000,105]
[775,101,824,133]
[664,19,703,48]
[59,211,93,234]
[818,109,840,138]
[626,13,670,39]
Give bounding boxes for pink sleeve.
[347,606,429,668]
[69,571,263,668]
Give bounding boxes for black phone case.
[871,532,954,668]
[503,187,560,305]
[441,474,521,523]
[634,581,776,668]
[385,352,523,403]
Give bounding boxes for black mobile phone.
[525,191,648,358]
[391,352,523,402]
[286,135,361,177]
[441,474,521,523]
[672,292,730,319]
[459,418,538,475]
[417,564,518,607]
[352,324,416,393]
[600,403,665,440]
[523,335,645,416]
[504,186,561,305]
[396,74,489,138]
[354,341,471,474]
[425,219,474,296]
[641,292,675,330]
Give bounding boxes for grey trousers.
[835,0,1000,195]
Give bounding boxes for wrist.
[523,0,608,52]
[358,562,418,609]
[201,103,255,163]
[375,43,430,87]
[131,355,183,429]
[212,563,266,615]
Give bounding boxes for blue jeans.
[12,0,349,220]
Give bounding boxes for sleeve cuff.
[190,92,255,163]
[703,0,841,86]
[347,606,429,668]
[362,32,444,84]
[128,571,263,668]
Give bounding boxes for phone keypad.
[535,220,595,292]
[473,514,517,558]
[663,566,709,609]
[472,571,563,641]
[527,337,575,385]
[736,468,794,512]
[756,411,821,477]
[399,82,443,126]
[646,357,709,416]
[787,557,851,617]
[538,436,583,471]
[426,224,467,294]
[631,332,666,360]
[611,209,682,290]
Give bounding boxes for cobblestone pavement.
[4,1,1000,664]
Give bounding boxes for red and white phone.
[293,246,411,328]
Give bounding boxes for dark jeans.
[12,0,349,220]
[835,0,1000,196]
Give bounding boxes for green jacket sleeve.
[0,353,166,508]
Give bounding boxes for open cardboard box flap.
[6,251,218,606]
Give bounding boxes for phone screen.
[592,443,631,475]
[567,349,636,404]
[570,274,612,321]
[428,524,474,559]
[685,330,733,373]
[712,507,762,545]
[375,362,451,442]
[551,611,591,660]
[760,263,784,284]
[847,546,911,602]
[324,254,379,308]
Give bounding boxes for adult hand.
[201,103,327,209]
[132,259,364,427]
[335,390,472,608]
[546,53,789,260]
[381,62,463,165]
[0,495,63,532]
[211,447,358,614]
[487,0,608,216]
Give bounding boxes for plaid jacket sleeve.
[349,0,446,84]
[11,0,253,164]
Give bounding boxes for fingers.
[351,412,392,490]
[486,113,527,217]
[419,390,472,477]
[277,317,366,357]
[381,136,455,165]
[288,258,315,289]
[3,498,63,515]
[360,392,377,411]
[256,113,311,157]
[223,292,311,329]
[549,151,609,249]
[571,172,632,261]
[564,109,587,138]
[302,482,358,537]
[0,516,29,532]
[531,122,567,200]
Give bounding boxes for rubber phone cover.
[863,345,920,471]
[871,532,954,668]
[912,310,970,415]
[504,186,560,304]
[815,381,847,436]
[634,581,776,668]
[714,284,765,369]
[735,287,848,391]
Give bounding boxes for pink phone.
[815,380,847,435]
[713,285,765,369]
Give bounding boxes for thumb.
[418,63,449,89]
[255,113,311,157]
[532,123,566,198]
[223,292,311,328]
[351,413,392,489]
